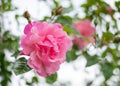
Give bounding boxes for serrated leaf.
[13,57,31,75]
[45,73,57,84]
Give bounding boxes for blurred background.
[0,0,120,86]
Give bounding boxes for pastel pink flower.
[20,21,72,76]
[72,20,95,49]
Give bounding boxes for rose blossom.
[20,21,72,76]
[72,19,95,49]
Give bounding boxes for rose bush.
[72,20,96,49]
[20,21,72,76]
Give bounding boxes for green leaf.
[0,51,12,86]
[112,16,118,29]
[115,1,120,12]
[102,32,113,42]
[64,25,82,38]
[55,16,81,37]
[87,0,97,6]
[102,48,119,62]
[102,49,108,58]
[66,49,77,62]
[53,0,59,8]
[106,22,110,31]
[81,4,89,8]
[86,55,99,67]
[100,62,114,80]
[11,50,20,58]
[26,76,39,86]
[32,76,39,83]
[55,16,72,25]
[0,51,5,58]
[13,57,31,75]
[66,45,78,62]
[45,73,57,84]
[83,52,99,67]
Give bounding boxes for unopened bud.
[23,11,31,23]
[56,6,63,15]
[24,11,30,19]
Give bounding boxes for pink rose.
[106,6,113,16]
[72,20,95,49]
[20,21,72,76]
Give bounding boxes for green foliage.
[0,0,17,12]
[45,73,57,84]
[0,27,19,86]
[32,76,39,83]
[26,76,39,86]
[53,0,59,8]
[55,16,72,25]
[66,44,79,62]
[102,32,113,43]
[86,56,99,67]
[13,57,31,75]
[0,31,19,51]
[100,62,114,80]
[55,16,81,37]
[83,52,99,67]
[0,52,12,86]
[64,25,82,38]
[115,1,120,12]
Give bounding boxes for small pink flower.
[72,20,95,49]
[106,6,113,16]
[20,21,72,76]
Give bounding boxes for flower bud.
[56,6,63,15]
[24,11,31,23]
[24,11,30,19]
